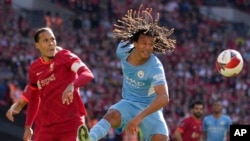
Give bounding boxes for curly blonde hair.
[113,4,176,53]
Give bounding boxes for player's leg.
[139,109,169,141]
[87,109,120,141]
[48,122,90,141]
[35,130,57,141]
[47,124,89,141]
[87,99,135,141]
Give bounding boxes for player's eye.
[43,39,49,43]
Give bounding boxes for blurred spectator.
[8,81,23,103]
[0,79,8,106]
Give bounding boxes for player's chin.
[141,54,150,59]
[47,52,56,58]
[195,114,202,118]
[47,55,55,59]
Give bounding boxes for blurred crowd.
[0,0,250,140]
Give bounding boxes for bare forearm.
[137,94,168,119]
[202,132,207,141]
[174,131,183,141]
[16,99,27,112]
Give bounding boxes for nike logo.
[36,72,43,76]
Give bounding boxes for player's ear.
[35,42,40,49]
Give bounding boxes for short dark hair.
[190,100,204,109]
[34,27,52,43]
[212,100,222,105]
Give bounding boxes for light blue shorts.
[109,99,169,140]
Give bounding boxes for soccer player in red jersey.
[18,27,94,141]
[173,101,204,141]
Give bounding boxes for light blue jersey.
[116,41,167,105]
[109,41,169,140]
[202,114,232,141]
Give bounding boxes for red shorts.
[34,118,85,141]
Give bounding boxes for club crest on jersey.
[50,63,54,71]
[37,80,42,90]
[137,70,144,78]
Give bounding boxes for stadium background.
[0,0,249,140]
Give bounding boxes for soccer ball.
[216,49,244,77]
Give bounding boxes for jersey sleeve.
[116,41,134,59]
[25,65,40,126]
[25,84,40,126]
[150,63,167,86]
[59,49,82,68]
[202,117,208,132]
[59,49,94,87]
[28,65,39,89]
[22,85,32,103]
[177,118,189,133]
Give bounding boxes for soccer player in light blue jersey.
[80,5,176,141]
[202,101,232,141]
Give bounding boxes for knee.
[103,109,121,128]
[151,134,168,141]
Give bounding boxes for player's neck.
[192,115,201,121]
[127,52,149,66]
[213,113,222,119]
[41,49,59,63]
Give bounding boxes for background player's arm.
[173,128,184,141]
[201,118,207,141]
[6,98,27,122]
[199,134,204,141]
[201,131,207,141]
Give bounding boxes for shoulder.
[203,115,212,121]
[29,58,42,69]
[149,54,162,65]
[56,48,78,59]
[184,116,192,120]
[56,48,71,55]
[223,114,231,118]
[56,46,63,51]
[181,116,192,124]
[222,115,232,122]
[147,55,164,73]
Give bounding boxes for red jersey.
[176,116,202,141]
[26,49,88,133]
